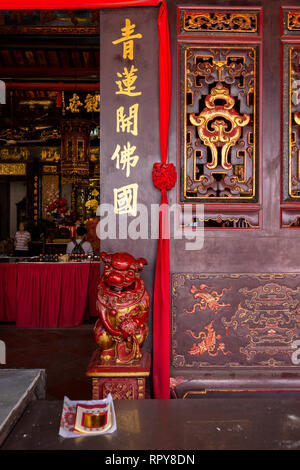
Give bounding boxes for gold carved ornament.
[0,163,26,175]
[225,283,300,364]
[41,148,60,162]
[288,12,300,31]
[294,111,300,187]
[183,11,258,33]
[0,147,29,161]
[189,83,250,171]
[288,47,300,199]
[294,112,300,127]
[186,321,231,358]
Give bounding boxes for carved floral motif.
[186,321,231,357]
[184,283,231,314]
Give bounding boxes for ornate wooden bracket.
[190,83,250,171]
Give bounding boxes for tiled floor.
[0,321,97,400]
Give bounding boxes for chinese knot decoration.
[94,251,149,364]
[152,162,177,191]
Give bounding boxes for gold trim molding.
[0,163,26,175]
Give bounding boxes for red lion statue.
[94,251,149,364]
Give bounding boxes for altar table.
[0,263,100,327]
[2,396,300,450]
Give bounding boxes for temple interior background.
[0,9,100,256]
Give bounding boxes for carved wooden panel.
[281,8,300,227]
[0,163,26,175]
[172,273,300,369]
[282,43,300,202]
[178,8,261,37]
[282,9,300,37]
[179,43,260,204]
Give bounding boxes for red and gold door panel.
[172,272,300,369]
[177,7,262,229]
[281,7,300,227]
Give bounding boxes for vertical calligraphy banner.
[100,6,161,377]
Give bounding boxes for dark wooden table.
[2,397,300,450]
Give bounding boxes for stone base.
[0,369,45,446]
[86,350,151,400]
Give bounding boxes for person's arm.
[86,242,93,255]
[66,242,72,254]
[24,232,31,246]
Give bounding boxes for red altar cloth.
[0,264,18,322]
[0,263,99,328]
[87,262,100,318]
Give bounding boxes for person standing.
[66,226,93,256]
[14,222,31,257]
[85,215,100,255]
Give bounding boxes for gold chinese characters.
[65,93,100,113]
[112,18,143,216]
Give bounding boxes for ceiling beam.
[0,67,99,78]
[6,82,100,90]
